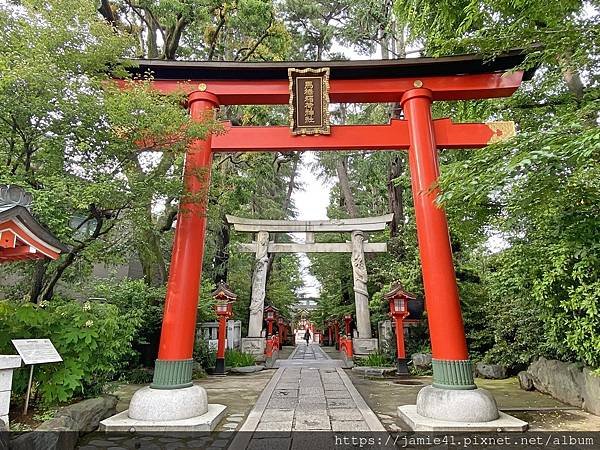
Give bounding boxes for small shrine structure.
[0,186,67,263]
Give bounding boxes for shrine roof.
[125,49,534,81]
[384,283,417,300]
[211,280,237,300]
[0,206,69,262]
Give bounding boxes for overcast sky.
[291,152,331,297]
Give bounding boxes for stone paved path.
[76,345,383,449]
[273,341,344,368]
[231,343,385,450]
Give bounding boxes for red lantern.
[343,313,352,338]
[384,284,415,375]
[211,282,237,375]
[264,305,279,338]
[390,297,408,317]
[277,316,285,349]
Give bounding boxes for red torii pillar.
[401,88,474,390]
[150,90,219,389]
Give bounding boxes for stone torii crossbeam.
[227,214,393,357]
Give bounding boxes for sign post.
[11,339,62,415]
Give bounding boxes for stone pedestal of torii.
[227,214,393,356]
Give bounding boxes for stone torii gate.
[227,214,393,357]
[102,51,534,432]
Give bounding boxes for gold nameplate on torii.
[288,68,331,135]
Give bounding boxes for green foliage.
[119,368,154,385]
[225,349,257,367]
[409,365,432,377]
[404,325,431,359]
[105,0,291,61]
[354,351,395,368]
[0,299,139,404]
[0,0,215,302]
[393,0,600,369]
[94,279,165,345]
[437,71,600,370]
[193,340,216,370]
[305,0,599,372]
[0,0,596,407]
[32,407,57,423]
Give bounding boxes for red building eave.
[0,206,69,263]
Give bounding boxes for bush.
[0,298,139,404]
[118,367,154,384]
[354,351,394,367]
[225,349,256,367]
[193,343,256,369]
[94,280,165,367]
[193,339,216,369]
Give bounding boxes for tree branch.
[208,9,226,61]
[238,14,274,62]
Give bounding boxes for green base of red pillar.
[432,359,476,390]
[150,359,194,390]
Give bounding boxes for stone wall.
[526,357,600,416]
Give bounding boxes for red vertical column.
[395,318,405,359]
[152,91,219,389]
[401,88,474,389]
[215,315,227,374]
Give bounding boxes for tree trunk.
[146,11,159,59]
[213,220,230,284]
[163,16,188,60]
[336,156,358,218]
[39,214,106,301]
[387,155,404,236]
[97,0,118,26]
[387,97,405,236]
[265,154,300,283]
[29,259,49,303]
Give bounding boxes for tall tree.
[394,0,600,367]
[0,0,211,302]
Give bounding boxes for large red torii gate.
[111,51,533,430]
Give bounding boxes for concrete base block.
[241,338,266,362]
[0,355,21,430]
[100,404,227,432]
[128,385,208,421]
[416,385,499,422]
[352,338,378,355]
[398,405,528,432]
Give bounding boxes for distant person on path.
[304,328,311,345]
